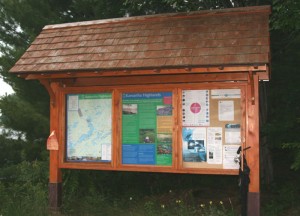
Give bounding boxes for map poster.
[122,92,173,166]
[182,127,207,162]
[66,93,112,162]
[182,90,210,126]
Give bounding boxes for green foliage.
[131,196,235,216]
[0,161,48,215]
[0,0,126,143]
[0,94,49,140]
[61,177,237,216]
[123,0,266,16]
[0,134,24,166]
[267,33,300,170]
[144,200,157,215]
[282,142,300,170]
[198,201,235,216]
[262,183,300,216]
[0,0,54,142]
[270,0,300,59]
[271,0,300,31]
[67,0,124,21]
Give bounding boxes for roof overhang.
[10,6,271,81]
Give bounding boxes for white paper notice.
[223,145,240,169]
[211,89,241,99]
[218,100,234,121]
[68,95,79,111]
[101,144,111,161]
[225,124,241,144]
[182,90,210,126]
[207,127,222,164]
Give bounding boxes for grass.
[59,172,240,215]
[1,154,299,216]
[60,189,236,216]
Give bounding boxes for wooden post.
[48,82,62,211]
[246,74,260,215]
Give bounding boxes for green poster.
[122,92,173,166]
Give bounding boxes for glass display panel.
[122,92,173,166]
[66,93,112,162]
[182,89,242,169]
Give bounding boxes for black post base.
[247,192,260,216]
[49,182,62,212]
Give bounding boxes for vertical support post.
[48,82,62,211]
[246,74,260,216]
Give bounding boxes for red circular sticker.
[190,103,201,113]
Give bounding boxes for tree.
[267,34,300,171]
[0,0,298,182]
[0,0,72,141]
[123,0,263,15]
[267,0,300,171]
[0,0,124,141]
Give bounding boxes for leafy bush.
[262,183,300,216]
[0,161,48,216]
[282,142,300,170]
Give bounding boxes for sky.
[0,76,14,96]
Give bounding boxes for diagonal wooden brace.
[40,79,56,107]
[248,71,255,105]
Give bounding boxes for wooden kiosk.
[10,6,271,215]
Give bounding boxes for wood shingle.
[10,6,271,77]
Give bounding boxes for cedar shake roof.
[10,6,271,77]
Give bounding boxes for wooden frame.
[40,68,261,215]
[117,87,178,173]
[58,86,117,170]
[9,6,271,214]
[54,81,248,176]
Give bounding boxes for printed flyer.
[218,100,234,121]
[122,92,173,166]
[207,127,223,164]
[182,127,207,162]
[225,124,241,144]
[182,90,210,126]
[211,89,241,99]
[223,145,240,169]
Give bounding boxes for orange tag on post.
[47,130,59,150]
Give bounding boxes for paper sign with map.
[66,93,112,162]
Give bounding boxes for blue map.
[66,93,112,162]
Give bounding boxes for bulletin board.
[61,85,245,173]
[181,88,243,170]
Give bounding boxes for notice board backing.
[57,83,246,175]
